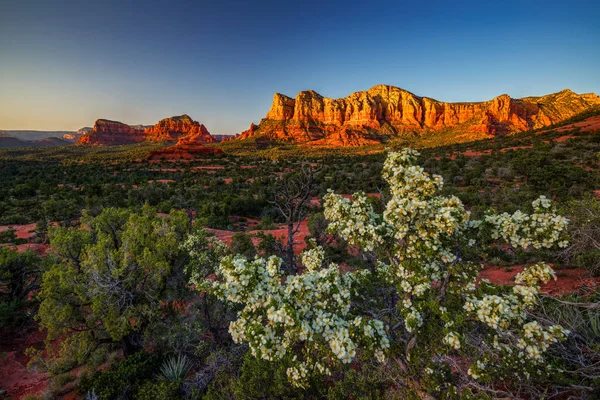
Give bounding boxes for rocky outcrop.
[307,127,380,147]
[240,85,600,146]
[78,115,215,145]
[238,123,259,140]
[146,125,223,160]
[144,115,215,142]
[62,133,85,142]
[78,119,145,145]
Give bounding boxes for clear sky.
[1,0,599,133]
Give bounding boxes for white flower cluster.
[444,331,461,350]
[466,262,558,329]
[464,261,568,376]
[514,262,557,287]
[300,241,326,272]
[517,321,568,361]
[484,196,568,250]
[323,190,386,252]
[207,249,389,388]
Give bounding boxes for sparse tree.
[267,163,321,272]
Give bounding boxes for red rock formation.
[238,123,259,140]
[307,127,380,147]
[240,85,600,146]
[147,127,223,160]
[144,114,215,142]
[78,115,215,145]
[78,119,145,145]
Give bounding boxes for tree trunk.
[287,222,295,273]
[121,332,142,356]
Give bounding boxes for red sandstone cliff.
[77,119,145,145]
[79,115,215,145]
[239,85,600,146]
[144,114,215,142]
[238,123,259,140]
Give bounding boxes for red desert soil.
[499,145,533,152]
[480,265,599,295]
[536,115,600,135]
[207,220,311,255]
[463,150,492,157]
[0,224,38,240]
[191,165,225,170]
[0,328,49,399]
[554,135,575,143]
[556,115,600,133]
[461,146,532,158]
[14,243,50,255]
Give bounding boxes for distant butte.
[144,114,215,143]
[78,115,216,145]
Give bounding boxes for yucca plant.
[85,389,98,400]
[158,354,194,382]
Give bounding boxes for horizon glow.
[1,0,599,134]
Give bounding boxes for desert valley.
[2,84,600,399]
[2,1,600,399]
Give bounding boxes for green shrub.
[204,352,305,399]
[78,352,162,400]
[134,380,180,400]
[228,232,256,260]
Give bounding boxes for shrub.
[135,380,181,400]
[228,232,256,260]
[78,352,162,399]
[561,196,600,276]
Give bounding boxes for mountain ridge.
[238,85,600,146]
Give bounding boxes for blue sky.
[1,0,599,133]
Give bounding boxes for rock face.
[147,122,222,160]
[240,85,600,146]
[78,119,145,145]
[238,123,259,140]
[147,131,223,160]
[144,115,215,142]
[78,115,215,145]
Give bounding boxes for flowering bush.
[203,251,388,388]
[203,149,570,394]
